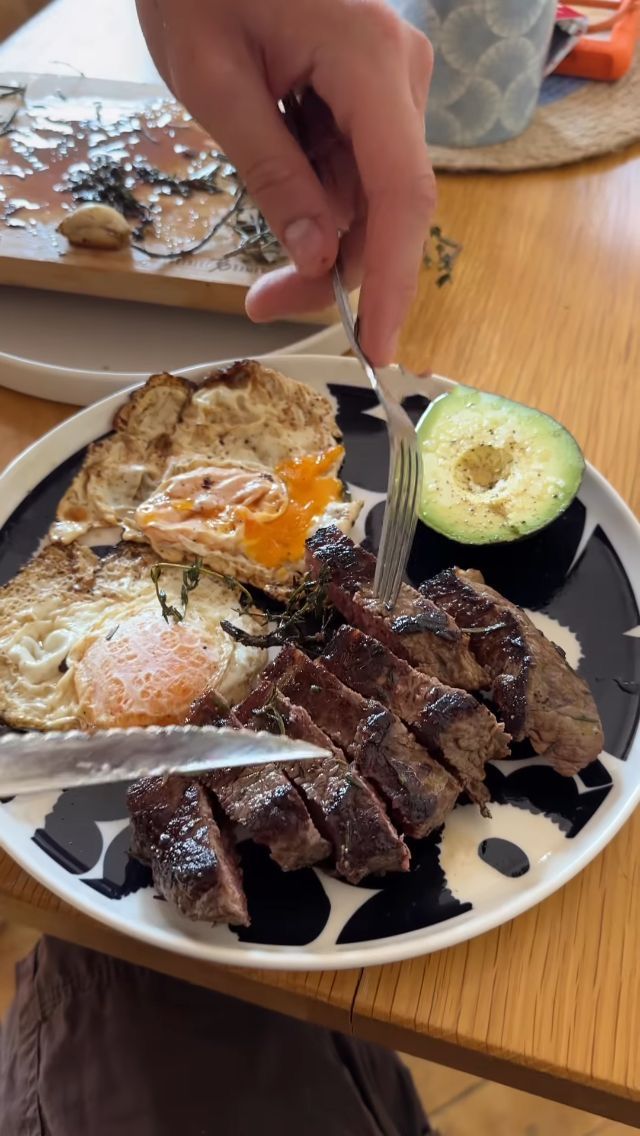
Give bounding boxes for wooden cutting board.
[0,72,333,322]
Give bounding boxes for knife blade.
[0,725,330,797]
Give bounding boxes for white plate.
[0,355,638,970]
[0,290,348,405]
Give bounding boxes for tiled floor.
[0,921,636,1133]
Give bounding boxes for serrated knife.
[0,726,330,797]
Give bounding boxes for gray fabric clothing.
[0,936,431,1136]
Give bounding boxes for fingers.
[313,14,436,365]
[341,84,435,365]
[164,55,340,278]
[246,215,365,321]
[135,0,171,81]
[136,0,436,364]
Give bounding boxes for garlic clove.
[57,203,131,250]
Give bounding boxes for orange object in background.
[555,0,640,79]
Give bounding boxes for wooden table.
[1,0,639,1126]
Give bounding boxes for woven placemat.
[431,50,640,171]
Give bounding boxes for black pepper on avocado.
[416,386,585,545]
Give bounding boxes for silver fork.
[331,265,422,608]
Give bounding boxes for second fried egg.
[0,543,266,732]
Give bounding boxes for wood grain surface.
[0,0,639,1128]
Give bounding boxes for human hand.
[136,0,435,365]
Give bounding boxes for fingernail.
[283,218,327,276]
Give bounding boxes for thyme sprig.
[150,557,254,624]
[251,686,287,736]
[424,225,462,287]
[220,567,335,651]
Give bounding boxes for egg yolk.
[242,446,344,567]
[73,610,223,728]
[135,447,345,569]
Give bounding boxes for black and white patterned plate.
[1,355,638,970]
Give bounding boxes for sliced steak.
[236,682,409,882]
[305,527,487,691]
[263,644,459,838]
[127,776,249,926]
[321,626,510,798]
[421,568,604,775]
[185,698,330,872]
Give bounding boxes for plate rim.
[0,353,639,971]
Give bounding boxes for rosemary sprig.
[150,557,254,623]
[424,225,462,287]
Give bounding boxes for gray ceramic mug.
[390,0,557,147]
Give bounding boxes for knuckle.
[242,154,299,203]
[356,0,405,46]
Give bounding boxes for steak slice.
[421,568,604,775]
[236,682,409,882]
[186,698,330,872]
[127,776,249,926]
[263,644,459,838]
[305,526,487,691]
[321,626,510,799]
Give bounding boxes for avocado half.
[416,386,585,545]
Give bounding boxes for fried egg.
[0,543,266,732]
[50,361,362,596]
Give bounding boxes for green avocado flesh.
[416,386,585,545]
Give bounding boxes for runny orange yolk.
[73,611,221,728]
[242,446,344,568]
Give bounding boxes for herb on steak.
[389,610,458,640]
[150,558,253,623]
[250,687,287,736]
[221,568,336,651]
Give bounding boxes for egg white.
[0,543,266,732]
[51,363,363,596]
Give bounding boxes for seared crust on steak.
[306,527,487,690]
[127,776,249,926]
[261,644,460,839]
[421,568,604,774]
[320,626,509,799]
[236,683,409,882]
